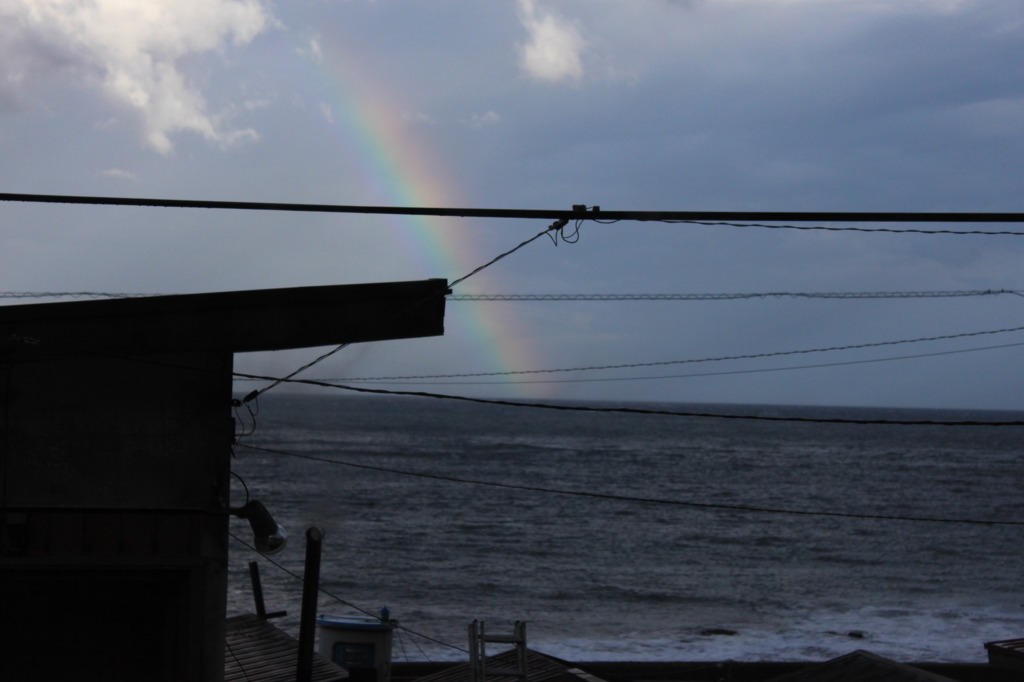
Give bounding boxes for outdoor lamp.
[231,500,287,555]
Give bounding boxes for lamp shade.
[232,500,287,555]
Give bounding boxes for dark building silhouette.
[0,279,447,681]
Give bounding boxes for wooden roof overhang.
[0,278,449,355]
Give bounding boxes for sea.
[225,393,1024,664]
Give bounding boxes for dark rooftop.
[225,613,348,682]
[411,648,609,682]
[0,278,448,354]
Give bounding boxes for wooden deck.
[225,614,348,682]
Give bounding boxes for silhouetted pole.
[248,561,267,619]
[297,527,324,682]
[248,561,287,620]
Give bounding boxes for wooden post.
[248,561,267,619]
[297,527,324,682]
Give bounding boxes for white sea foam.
[527,603,1023,663]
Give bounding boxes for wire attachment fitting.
[232,389,260,407]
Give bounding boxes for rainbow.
[303,40,543,395]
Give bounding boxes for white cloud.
[403,111,436,125]
[296,36,323,63]
[100,168,136,180]
[1,0,274,153]
[516,0,585,83]
[466,110,501,129]
[319,102,334,124]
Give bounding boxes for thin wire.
[236,443,1024,527]
[224,638,254,682]
[228,531,468,653]
[70,345,1023,427]
[400,627,432,662]
[254,343,351,398]
[667,218,1024,236]
[449,289,1022,301]
[0,291,154,299]
[395,630,412,662]
[233,397,258,437]
[447,218,567,289]
[230,471,251,505]
[293,324,1024,382]
[307,341,1024,386]
[229,371,1024,426]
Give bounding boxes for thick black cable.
[4,288,1020,302]
[229,370,1024,426]
[3,191,1024,226]
[236,444,1024,527]
[228,531,468,653]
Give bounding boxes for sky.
[1,0,1023,411]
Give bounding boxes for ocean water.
[225,393,1024,663]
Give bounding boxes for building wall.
[0,351,233,681]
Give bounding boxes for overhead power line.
[0,291,156,300]
[298,323,1024,382]
[4,288,1021,302]
[230,370,1024,426]
[237,443,1024,527]
[2,192,1024,230]
[300,341,1024,386]
[450,289,1022,301]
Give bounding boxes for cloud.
[466,110,501,129]
[1,0,274,153]
[100,168,136,180]
[296,36,323,63]
[319,102,335,124]
[516,0,585,82]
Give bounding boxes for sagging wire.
[266,323,1024,383]
[670,219,1024,236]
[232,392,259,441]
[290,340,1024,387]
[393,630,409,659]
[545,218,580,245]
[586,216,1024,236]
[228,370,1024,427]
[448,217,569,289]
[395,626,432,663]
[447,289,1022,301]
[247,345,351,400]
[236,442,1024,527]
[228,531,468,654]
[230,470,251,506]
